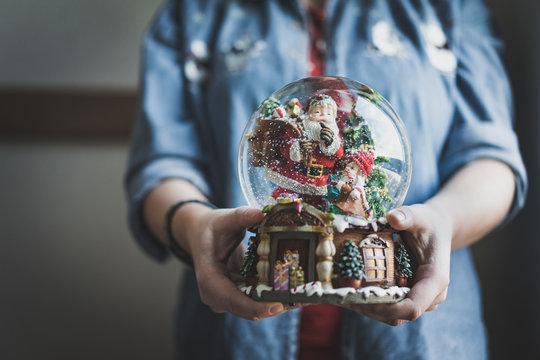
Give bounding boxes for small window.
[362,246,388,282]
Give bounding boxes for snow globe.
[238,76,413,304]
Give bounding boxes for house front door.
[271,232,317,284]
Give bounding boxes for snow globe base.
[240,286,410,305]
[239,200,412,305]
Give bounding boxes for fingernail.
[269,304,284,315]
[392,210,406,222]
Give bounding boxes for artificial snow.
[358,286,410,299]
[333,215,350,233]
[332,214,384,233]
[291,281,324,297]
[324,287,358,297]
[242,281,410,303]
[291,282,409,301]
[239,285,252,295]
[255,284,273,297]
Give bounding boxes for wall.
[0,0,161,87]
[0,143,183,359]
[0,1,182,359]
[473,1,540,359]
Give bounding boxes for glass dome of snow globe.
[238,76,411,220]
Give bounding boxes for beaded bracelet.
[165,199,217,266]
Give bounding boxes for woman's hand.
[172,205,290,321]
[344,203,453,326]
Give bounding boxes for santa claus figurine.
[266,94,344,207]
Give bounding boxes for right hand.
[343,204,451,326]
[172,205,292,320]
[319,124,335,147]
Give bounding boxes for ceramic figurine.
[327,151,374,217]
[264,94,344,208]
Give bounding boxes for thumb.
[387,205,434,235]
[213,206,264,234]
[386,206,415,231]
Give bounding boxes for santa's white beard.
[303,117,341,156]
[304,118,339,141]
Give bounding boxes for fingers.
[386,205,452,267]
[191,206,294,321]
[195,207,263,264]
[347,203,451,326]
[426,288,447,312]
[386,205,429,233]
[227,245,247,284]
[197,265,285,321]
[387,205,453,248]
[346,265,449,325]
[378,275,447,321]
[212,207,264,234]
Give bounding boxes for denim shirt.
[124,1,527,359]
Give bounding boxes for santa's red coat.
[266,127,343,196]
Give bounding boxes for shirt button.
[190,40,208,60]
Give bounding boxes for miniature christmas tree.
[341,106,374,153]
[240,238,259,278]
[395,243,413,279]
[260,96,280,118]
[334,240,365,279]
[365,156,393,218]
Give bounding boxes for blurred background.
[0,0,537,359]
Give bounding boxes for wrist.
[166,200,217,265]
[424,201,454,244]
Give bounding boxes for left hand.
[178,206,296,320]
[348,188,360,200]
[343,204,452,326]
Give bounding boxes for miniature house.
[253,201,396,292]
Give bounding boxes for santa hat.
[308,94,338,114]
[316,78,357,129]
[346,151,374,176]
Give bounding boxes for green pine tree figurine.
[240,238,259,278]
[334,240,365,280]
[395,243,413,279]
[260,96,280,118]
[365,156,392,218]
[341,107,374,153]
